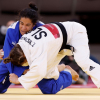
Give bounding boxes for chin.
[21,33,26,35]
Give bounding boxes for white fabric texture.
[18,21,100,90]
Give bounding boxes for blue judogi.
[38,71,72,94]
[0,21,44,93]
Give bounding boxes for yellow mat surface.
[0,88,100,100]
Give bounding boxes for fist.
[0,49,4,60]
[9,73,20,84]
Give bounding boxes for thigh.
[0,73,11,93]
[38,71,72,94]
[0,62,8,81]
[0,62,11,93]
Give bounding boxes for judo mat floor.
[1,88,100,100]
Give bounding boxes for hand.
[23,69,30,75]
[0,49,4,60]
[9,73,20,84]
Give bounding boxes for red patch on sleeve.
[43,24,60,39]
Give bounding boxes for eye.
[20,21,24,25]
[21,23,24,25]
[26,24,31,26]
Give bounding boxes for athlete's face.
[19,17,35,35]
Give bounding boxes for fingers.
[65,65,70,68]
[9,74,13,83]
[0,49,4,59]
[9,73,15,76]
[9,73,19,84]
[9,73,16,81]
[9,73,15,81]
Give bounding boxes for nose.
[21,25,27,30]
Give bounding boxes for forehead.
[20,17,33,25]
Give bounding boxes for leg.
[37,71,72,94]
[0,62,29,93]
[69,23,100,88]
[0,73,11,93]
[0,62,11,93]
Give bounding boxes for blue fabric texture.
[0,73,10,93]
[0,21,44,93]
[38,71,72,94]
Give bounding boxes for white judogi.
[18,21,100,90]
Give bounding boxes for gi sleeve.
[18,44,47,90]
[3,28,29,75]
[3,29,14,58]
[3,29,16,73]
[70,22,100,88]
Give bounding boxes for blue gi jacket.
[1,21,44,77]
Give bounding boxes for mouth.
[20,30,26,35]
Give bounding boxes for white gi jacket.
[18,21,100,90]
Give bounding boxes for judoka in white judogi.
[12,21,100,92]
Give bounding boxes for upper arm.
[3,29,14,58]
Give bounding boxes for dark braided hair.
[3,44,26,66]
[19,2,38,25]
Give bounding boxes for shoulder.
[6,21,19,37]
[38,21,45,25]
[36,21,45,26]
[8,21,19,29]
[33,21,44,30]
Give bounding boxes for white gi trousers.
[61,21,100,88]
[18,21,100,90]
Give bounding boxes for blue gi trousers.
[0,61,29,93]
[38,71,72,94]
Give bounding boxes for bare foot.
[65,65,79,81]
[57,64,66,72]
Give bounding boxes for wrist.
[16,78,20,84]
